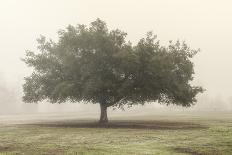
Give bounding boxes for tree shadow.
[23,120,208,130]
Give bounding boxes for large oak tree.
[23,19,203,123]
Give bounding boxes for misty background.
[0,0,232,115]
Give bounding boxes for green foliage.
[23,18,203,108]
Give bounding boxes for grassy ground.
[0,112,232,155]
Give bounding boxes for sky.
[0,0,232,112]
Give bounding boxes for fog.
[0,0,232,114]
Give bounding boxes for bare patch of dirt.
[174,147,219,155]
[0,146,10,152]
[22,120,208,130]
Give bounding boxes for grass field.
[0,112,232,155]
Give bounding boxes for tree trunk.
[99,103,108,124]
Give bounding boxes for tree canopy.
[23,19,203,123]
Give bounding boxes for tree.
[22,19,203,123]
